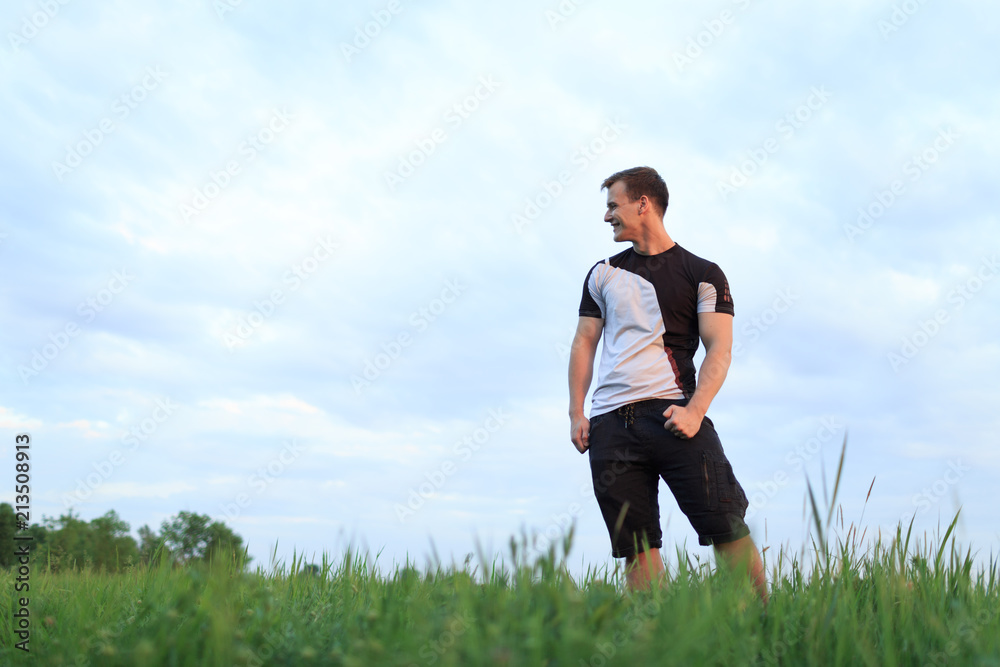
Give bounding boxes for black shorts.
[588,398,750,558]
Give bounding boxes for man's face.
[604,180,643,243]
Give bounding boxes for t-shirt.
[578,243,734,416]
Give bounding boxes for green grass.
[1,521,998,666]
[4,442,998,666]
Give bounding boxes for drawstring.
[618,403,635,428]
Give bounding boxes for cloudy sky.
[2,0,998,577]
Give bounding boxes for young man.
[568,166,767,602]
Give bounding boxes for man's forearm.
[568,344,595,417]
[687,348,731,418]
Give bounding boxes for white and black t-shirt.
[579,243,734,417]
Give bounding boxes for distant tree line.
[0,505,249,572]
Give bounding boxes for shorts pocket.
[701,452,716,511]
[589,411,611,429]
[715,459,734,503]
[702,453,740,509]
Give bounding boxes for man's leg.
[649,405,766,605]
[714,535,768,605]
[588,406,665,593]
[624,547,665,591]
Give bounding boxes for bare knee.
[714,535,754,557]
[626,547,662,566]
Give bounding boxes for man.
[568,166,767,602]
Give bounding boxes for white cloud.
[2,0,998,575]
[92,481,198,501]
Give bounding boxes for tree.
[28,509,139,572]
[137,524,166,564]
[159,511,249,566]
[89,510,139,570]
[40,510,95,570]
[0,504,15,568]
[0,507,247,572]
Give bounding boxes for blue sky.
[2,0,998,576]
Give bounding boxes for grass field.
[2,514,998,666]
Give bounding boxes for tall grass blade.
[934,509,961,572]
[826,430,848,529]
[806,478,827,562]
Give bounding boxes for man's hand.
[663,311,732,440]
[570,414,591,453]
[663,404,703,440]
[569,316,602,454]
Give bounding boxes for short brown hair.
[601,166,669,217]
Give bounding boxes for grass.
[1,524,997,666]
[3,441,998,666]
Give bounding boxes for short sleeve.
[696,263,734,316]
[579,262,605,318]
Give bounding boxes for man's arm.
[569,315,603,453]
[663,311,733,438]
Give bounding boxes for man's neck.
[631,229,676,256]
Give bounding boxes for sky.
[1,0,998,579]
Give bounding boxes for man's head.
[601,167,669,244]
